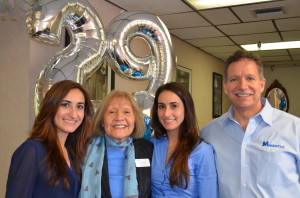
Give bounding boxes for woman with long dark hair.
[151,82,218,197]
[6,80,93,198]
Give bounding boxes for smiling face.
[103,96,136,143]
[54,88,85,138]
[157,90,185,135]
[223,58,266,114]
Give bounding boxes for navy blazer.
[101,138,153,198]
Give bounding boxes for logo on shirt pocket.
[261,141,285,151]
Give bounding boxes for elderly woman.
[80,90,153,198]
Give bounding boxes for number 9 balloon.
[106,11,176,110]
[26,0,176,114]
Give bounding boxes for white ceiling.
[106,0,300,68]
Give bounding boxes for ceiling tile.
[232,0,300,22]
[170,26,223,39]
[230,32,282,44]
[256,50,289,57]
[212,52,235,59]
[199,8,240,25]
[281,31,300,41]
[186,37,234,47]
[106,0,192,15]
[262,56,291,61]
[159,12,209,29]
[293,55,300,60]
[218,21,276,35]
[201,45,240,54]
[276,17,300,31]
[289,49,300,55]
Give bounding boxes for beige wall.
[0,20,30,196]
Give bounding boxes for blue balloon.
[120,64,129,71]
[280,98,286,110]
[143,116,152,140]
[132,72,143,77]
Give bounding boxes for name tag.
[135,158,150,167]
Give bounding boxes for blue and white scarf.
[79,134,138,198]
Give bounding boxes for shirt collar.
[259,98,273,125]
[222,98,273,127]
[222,110,233,127]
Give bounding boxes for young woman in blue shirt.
[150,82,218,197]
[6,80,94,198]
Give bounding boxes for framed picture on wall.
[176,65,192,93]
[213,72,222,118]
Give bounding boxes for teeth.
[113,125,126,128]
[64,119,76,123]
[237,94,251,97]
[164,119,174,123]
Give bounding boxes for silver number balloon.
[105,11,176,110]
[27,1,176,113]
[26,0,106,114]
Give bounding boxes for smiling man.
[200,50,300,198]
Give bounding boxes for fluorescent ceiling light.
[241,41,300,51]
[188,0,279,10]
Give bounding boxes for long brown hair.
[151,82,201,189]
[29,80,93,189]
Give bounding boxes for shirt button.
[243,145,247,149]
[243,164,248,168]
[243,183,248,187]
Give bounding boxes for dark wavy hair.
[29,80,93,189]
[151,82,201,189]
[224,50,264,81]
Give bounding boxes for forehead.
[158,90,182,103]
[108,96,133,108]
[63,88,84,101]
[228,58,259,75]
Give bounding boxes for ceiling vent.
[253,6,285,18]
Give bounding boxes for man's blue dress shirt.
[201,98,300,198]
